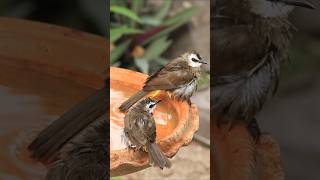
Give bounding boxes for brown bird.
[28,85,107,179]
[119,51,207,113]
[212,0,315,137]
[123,97,171,169]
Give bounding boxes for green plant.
[110,0,200,74]
[110,177,123,180]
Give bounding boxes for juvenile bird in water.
[28,85,107,179]
[212,0,315,137]
[119,51,207,113]
[123,97,171,169]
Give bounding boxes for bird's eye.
[192,58,199,62]
[149,104,155,109]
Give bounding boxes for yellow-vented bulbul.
[123,97,171,169]
[119,51,207,113]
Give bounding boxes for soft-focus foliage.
[110,0,200,73]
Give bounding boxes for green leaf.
[144,36,172,60]
[156,57,169,66]
[110,5,142,22]
[140,16,162,26]
[110,40,131,64]
[198,72,210,90]
[110,177,123,180]
[139,1,171,26]
[163,6,200,25]
[110,26,143,42]
[132,0,143,13]
[134,57,149,74]
[131,0,144,27]
[142,6,200,45]
[112,61,121,67]
[154,0,172,21]
[134,36,172,73]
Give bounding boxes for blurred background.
[257,1,320,180]
[0,0,106,36]
[110,0,210,179]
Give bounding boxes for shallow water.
[0,63,94,179]
[110,80,178,150]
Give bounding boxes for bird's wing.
[126,113,156,146]
[143,115,157,143]
[45,117,108,180]
[143,61,194,91]
[28,86,107,163]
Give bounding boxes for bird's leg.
[142,146,148,152]
[247,118,261,143]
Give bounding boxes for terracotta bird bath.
[211,114,285,180]
[0,17,107,179]
[110,67,199,176]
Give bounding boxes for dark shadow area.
[0,0,108,179]
[212,0,320,179]
[259,3,320,179]
[0,0,106,36]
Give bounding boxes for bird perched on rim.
[28,85,107,179]
[119,51,207,113]
[123,97,171,169]
[212,0,315,137]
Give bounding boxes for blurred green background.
[110,0,197,72]
[110,0,209,89]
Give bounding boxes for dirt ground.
[123,142,210,180]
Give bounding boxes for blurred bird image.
[119,51,207,113]
[28,85,107,180]
[123,97,171,169]
[212,0,315,138]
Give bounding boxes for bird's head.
[182,51,208,68]
[248,0,315,17]
[140,97,161,114]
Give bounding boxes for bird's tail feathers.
[146,142,171,169]
[119,90,148,112]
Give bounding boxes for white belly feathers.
[172,79,197,100]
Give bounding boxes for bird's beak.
[155,100,162,105]
[200,59,208,64]
[279,0,316,9]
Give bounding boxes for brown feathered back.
[144,56,200,91]
[124,102,156,148]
